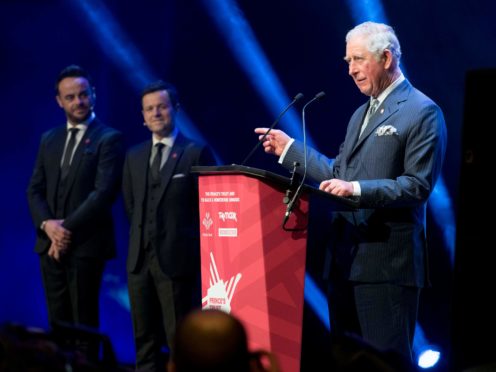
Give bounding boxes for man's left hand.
[319,178,354,197]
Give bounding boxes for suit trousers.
[327,278,419,360]
[40,253,105,328]
[128,245,199,372]
[40,252,105,361]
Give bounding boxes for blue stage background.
[1,0,495,369]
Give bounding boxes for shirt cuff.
[278,138,295,164]
[351,181,361,196]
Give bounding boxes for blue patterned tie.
[359,99,379,137]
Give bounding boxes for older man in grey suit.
[255,21,447,360]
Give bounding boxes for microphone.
[283,161,300,205]
[241,93,304,166]
[283,91,326,229]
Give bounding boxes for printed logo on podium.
[217,210,238,237]
[218,211,237,222]
[202,252,242,313]
[202,212,213,230]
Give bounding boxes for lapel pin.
[172,152,177,159]
[380,108,384,114]
[85,138,91,145]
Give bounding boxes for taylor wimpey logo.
[202,252,242,313]
[202,212,213,230]
[218,211,237,222]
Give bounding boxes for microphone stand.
[282,92,325,231]
[241,93,304,166]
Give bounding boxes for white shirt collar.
[373,73,405,106]
[152,126,178,148]
[66,112,95,131]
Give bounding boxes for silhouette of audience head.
[169,309,251,372]
[0,322,132,372]
[0,322,67,371]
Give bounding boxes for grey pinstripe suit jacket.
[282,80,447,287]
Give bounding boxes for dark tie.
[151,143,165,181]
[61,128,79,179]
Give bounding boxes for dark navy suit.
[282,80,447,357]
[27,119,124,329]
[122,133,215,370]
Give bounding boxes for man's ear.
[383,49,394,70]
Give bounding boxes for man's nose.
[348,62,356,76]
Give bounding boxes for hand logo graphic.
[202,252,242,313]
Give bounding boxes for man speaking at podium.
[255,21,446,360]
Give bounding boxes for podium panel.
[198,173,308,372]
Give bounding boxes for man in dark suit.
[255,21,447,360]
[27,65,124,349]
[123,80,215,371]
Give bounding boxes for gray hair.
[346,21,402,63]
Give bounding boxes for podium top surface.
[191,164,359,210]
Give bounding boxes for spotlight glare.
[417,348,441,369]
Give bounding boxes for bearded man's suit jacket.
[27,118,124,328]
[28,119,123,258]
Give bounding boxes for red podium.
[192,165,357,372]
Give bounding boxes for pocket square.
[375,125,398,136]
[172,173,186,179]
